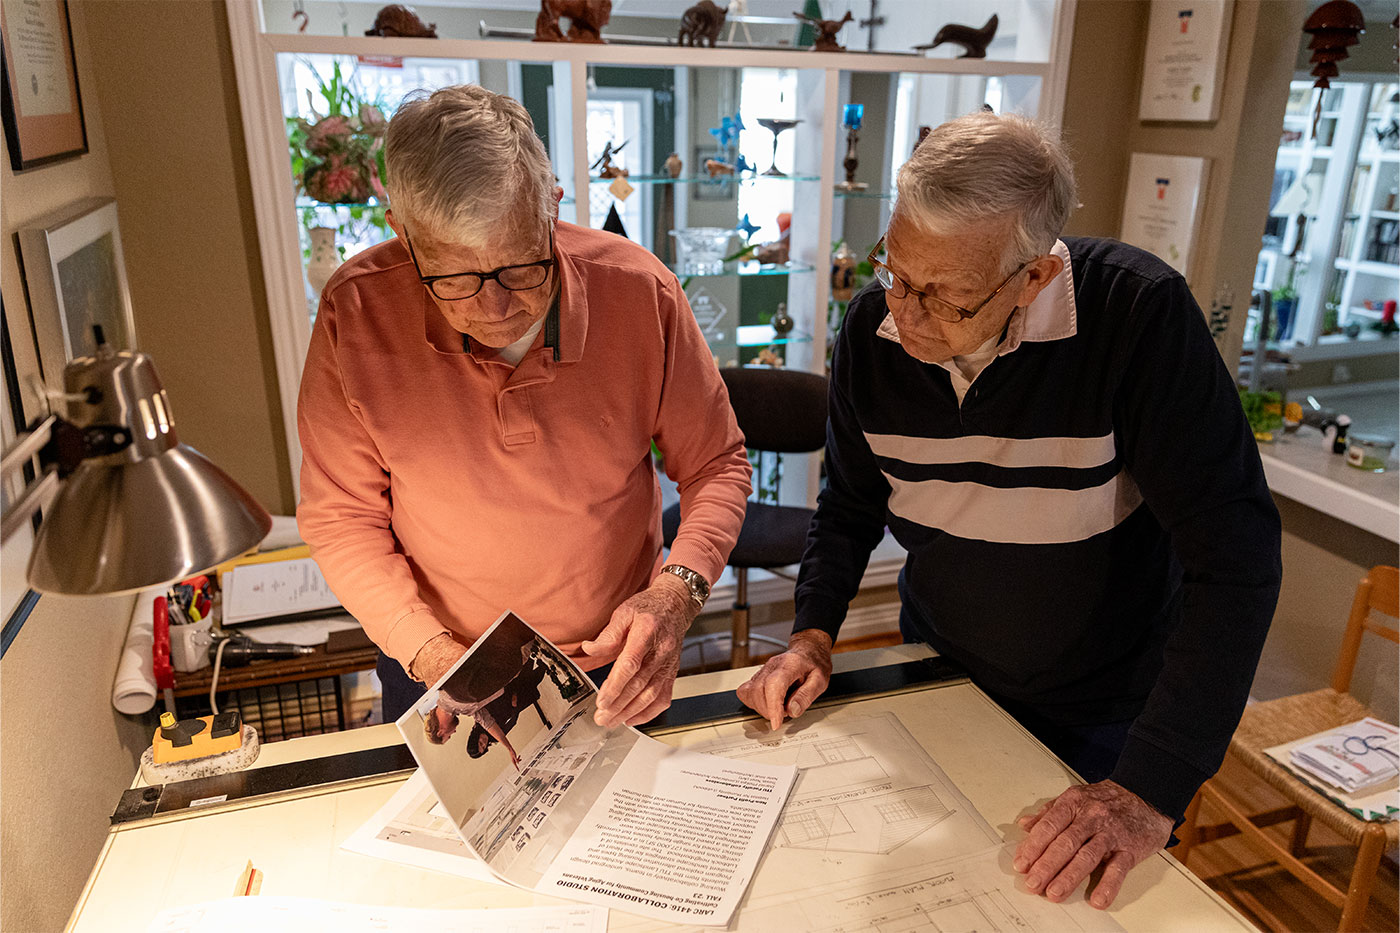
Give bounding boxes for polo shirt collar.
[876,238,1078,355]
[419,222,590,363]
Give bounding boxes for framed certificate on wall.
[1138,1,1234,123]
[1119,153,1210,280]
[0,0,88,171]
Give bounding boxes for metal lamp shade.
[28,444,271,596]
[25,341,272,596]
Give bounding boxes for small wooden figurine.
[704,158,736,178]
[679,1,727,48]
[915,14,998,59]
[365,4,438,38]
[793,10,854,52]
[591,140,629,179]
[535,0,612,44]
[664,152,684,178]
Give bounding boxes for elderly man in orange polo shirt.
[297,85,751,728]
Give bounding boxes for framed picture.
[1137,0,1233,122]
[1118,153,1211,281]
[692,147,737,201]
[18,198,136,390]
[0,0,88,171]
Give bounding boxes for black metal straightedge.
[642,656,967,733]
[111,655,966,827]
[112,743,416,826]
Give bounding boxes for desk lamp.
[1,326,271,596]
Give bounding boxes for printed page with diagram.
[397,612,796,926]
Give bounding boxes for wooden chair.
[1175,565,1400,932]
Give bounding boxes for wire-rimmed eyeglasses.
[403,225,556,301]
[867,235,1030,323]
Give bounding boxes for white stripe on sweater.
[865,432,1117,470]
[885,468,1143,544]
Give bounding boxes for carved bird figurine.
[915,14,998,59]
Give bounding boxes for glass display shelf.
[736,325,813,348]
[589,173,820,186]
[676,260,815,279]
[295,196,576,208]
[835,189,895,201]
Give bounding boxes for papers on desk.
[341,769,501,884]
[221,557,342,627]
[397,612,796,927]
[1266,717,1400,821]
[146,898,606,933]
[240,614,362,647]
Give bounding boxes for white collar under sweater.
[874,239,1079,402]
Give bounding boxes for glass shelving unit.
[232,1,1073,507]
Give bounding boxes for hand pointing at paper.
[736,630,833,730]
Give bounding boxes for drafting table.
[67,645,1253,932]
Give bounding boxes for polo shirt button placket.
[498,386,538,447]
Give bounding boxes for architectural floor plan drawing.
[777,784,952,854]
[692,710,995,858]
[724,847,1125,933]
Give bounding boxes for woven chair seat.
[1227,688,1399,846]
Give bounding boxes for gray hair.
[386,85,556,247]
[895,112,1077,273]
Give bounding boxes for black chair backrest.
[719,367,828,454]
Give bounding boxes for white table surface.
[70,646,1253,933]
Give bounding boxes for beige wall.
[1060,1,1149,239]
[1253,497,1398,719]
[79,0,293,516]
[0,4,152,929]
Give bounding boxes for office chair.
[1175,565,1400,932]
[662,366,828,669]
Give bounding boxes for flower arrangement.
[286,61,388,205]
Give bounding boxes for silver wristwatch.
[660,564,710,611]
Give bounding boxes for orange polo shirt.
[297,222,751,672]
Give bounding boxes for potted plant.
[1239,388,1284,443]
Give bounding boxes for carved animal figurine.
[754,238,790,265]
[663,152,683,178]
[793,10,854,52]
[591,139,629,179]
[364,4,438,38]
[535,0,612,43]
[916,14,998,58]
[679,1,727,48]
[704,158,736,177]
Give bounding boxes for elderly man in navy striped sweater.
[739,112,1281,910]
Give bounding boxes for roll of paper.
[112,588,160,715]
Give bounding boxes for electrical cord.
[209,637,232,716]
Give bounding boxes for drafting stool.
[1175,565,1400,933]
[662,366,829,669]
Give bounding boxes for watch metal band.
[660,564,709,610]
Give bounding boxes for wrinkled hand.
[736,630,833,730]
[584,575,697,728]
[1013,780,1173,910]
[409,632,468,687]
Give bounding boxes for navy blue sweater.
[794,237,1282,821]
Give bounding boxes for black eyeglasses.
[867,235,1030,323]
[402,225,556,301]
